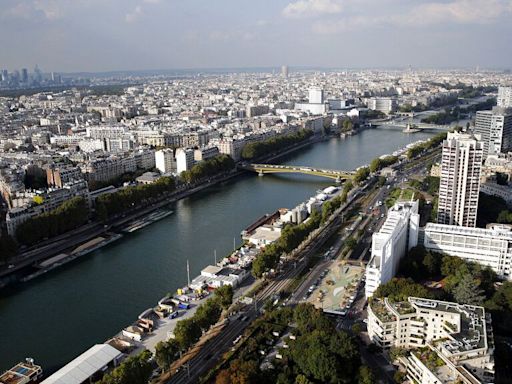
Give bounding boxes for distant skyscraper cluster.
[0,65,62,89]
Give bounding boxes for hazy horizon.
[1,0,512,73]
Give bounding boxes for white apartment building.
[214,137,246,162]
[497,86,512,108]
[155,148,177,174]
[176,148,194,174]
[86,126,126,139]
[365,200,420,298]
[423,222,512,280]
[133,148,156,170]
[437,132,483,228]
[81,156,137,183]
[105,137,134,153]
[78,139,104,153]
[474,107,512,157]
[368,297,494,384]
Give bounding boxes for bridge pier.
[335,176,342,184]
[258,170,264,177]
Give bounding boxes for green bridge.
[242,163,354,182]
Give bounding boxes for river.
[0,127,436,371]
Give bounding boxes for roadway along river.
[0,127,436,371]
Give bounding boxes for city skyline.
[1,0,512,72]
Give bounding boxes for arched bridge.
[242,163,354,182]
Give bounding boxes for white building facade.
[368,297,494,384]
[437,132,483,228]
[176,148,195,174]
[497,86,512,108]
[365,200,420,298]
[155,148,177,174]
[474,107,512,157]
[423,222,512,280]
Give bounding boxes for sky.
[0,0,511,72]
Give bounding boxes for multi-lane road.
[165,149,441,384]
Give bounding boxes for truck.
[177,302,190,310]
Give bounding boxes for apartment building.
[423,223,512,280]
[474,107,512,157]
[194,146,220,162]
[86,126,126,139]
[497,86,512,108]
[368,297,494,384]
[81,156,137,183]
[176,148,195,174]
[365,200,420,298]
[46,165,82,188]
[155,148,177,174]
[6,179,90,236]
[437,132,483,228]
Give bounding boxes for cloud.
[400,0,510,25]
[311,0,512,33]
[125,5,143,23]
[1,0,63,21]
[143,0,161,3]
[282,0,343,19]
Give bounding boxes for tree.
[373,278,432,302]
[295,375,313,384]
[155,339,180,371]
[422,251,440,277]
[453,274,485,305]
[16,196,90,245]
[100,350,153,384]
[351,323,363,335]
[341,120,354,133]
[215,359,260,384]
[173,318,202,350]
[194,299,222,332]
[393,371,406,384]
[354,167,370,183]
[215,284,234,309]
[358,366,376,384]
[241,129,313,160]
[345,237,357,250]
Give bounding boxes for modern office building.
[367,97,397,114]
[308,87,324,104]
[474,107,512,157]
[437,132,483,227]
[497,86,512,108]
[365,200,420,298]
[368,297,494,384]
[423,222,512,280]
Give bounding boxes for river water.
[0,127,435,371]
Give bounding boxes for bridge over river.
[242,163,354,182]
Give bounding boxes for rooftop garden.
[370,299,396,323]
[413,347,446,372]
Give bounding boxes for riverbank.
[0,135,324,289]
[0,128,438,371]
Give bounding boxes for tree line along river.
[0,127,436,372]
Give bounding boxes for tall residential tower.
[437,132,483,227]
